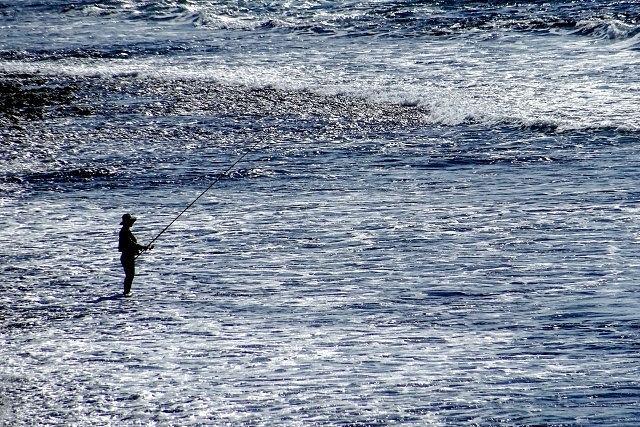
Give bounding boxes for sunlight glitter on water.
[3,1,640,424]
[3,129,640,423]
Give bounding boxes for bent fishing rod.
[136,141,262,259]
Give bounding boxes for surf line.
[136,140,262,259]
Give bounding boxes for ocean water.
[2,1,640,425]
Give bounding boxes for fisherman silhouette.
[118,213,153,296]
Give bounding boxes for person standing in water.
[119,213,153,296]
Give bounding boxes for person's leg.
[121,256,135,295]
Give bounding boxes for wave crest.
[572,18,640,40]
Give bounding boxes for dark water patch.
[424,290,486,299]
[0,41,200,61]
[26,167,115,182]
[1,72,428,129]
[12,167,116,186]
[410,154,562,170]
[0,72,77,120]
[0,166,121,194]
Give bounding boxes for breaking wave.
[572,18,640,40]
[7,1,640,39]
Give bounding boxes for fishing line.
[137,140,262,258]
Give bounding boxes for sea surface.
[2,1,640,425]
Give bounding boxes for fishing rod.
[137,140,262,258]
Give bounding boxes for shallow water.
[2,1,640,425]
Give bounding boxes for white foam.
[574,18,640,40]
[2,18,638,134]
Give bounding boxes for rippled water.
[2,1,640,425]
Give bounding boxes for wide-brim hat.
[120,213,137,225]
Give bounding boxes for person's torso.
[119,228,138,254]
